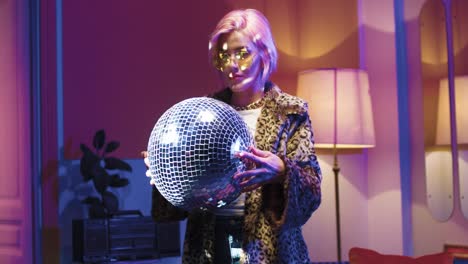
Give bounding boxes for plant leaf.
[102,191,119,214]
[93,130,106,150]
[104,157,132,171]
[104,141,120,153]
[80,143,92,154]
[109,175,129,187]
[81,196,101,205]
[92,167,109,193]
[80,146,100,182]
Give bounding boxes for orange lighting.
[297,68,375,149]
[436,76,468,145]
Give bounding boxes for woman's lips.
[230,74,243,81]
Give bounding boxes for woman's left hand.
[233,146,285,192]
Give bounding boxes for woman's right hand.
[141,151,156,185]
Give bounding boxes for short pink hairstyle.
[208,9,278,85]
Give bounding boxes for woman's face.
[215,31,262,93]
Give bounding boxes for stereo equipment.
[72,210,180,263]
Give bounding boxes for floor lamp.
[297,68,375,262]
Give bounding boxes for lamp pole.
[332,68,342,262]
[333,149,342,262]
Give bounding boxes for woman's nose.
[227,55,240,68]
[226,58,240,71]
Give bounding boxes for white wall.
[405,0,468,256]
[358,0,404,255]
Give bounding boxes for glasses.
[215,47,255,71]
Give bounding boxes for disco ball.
[147,97,254,211]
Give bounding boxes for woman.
[145,9,322,263]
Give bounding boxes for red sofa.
[349,247,457,264]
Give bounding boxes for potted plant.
[73,129,180,262]
[79,129,132,218]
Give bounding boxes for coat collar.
[210,81,308,117]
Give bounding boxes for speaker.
[72,210,180,263]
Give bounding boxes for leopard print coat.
[151,84,322,263]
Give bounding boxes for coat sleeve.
[263,110,322,230]
[151,186,188,222]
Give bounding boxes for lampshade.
[297,68,375,149]
[435,76,468,145]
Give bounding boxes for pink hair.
[208,9,278,85]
